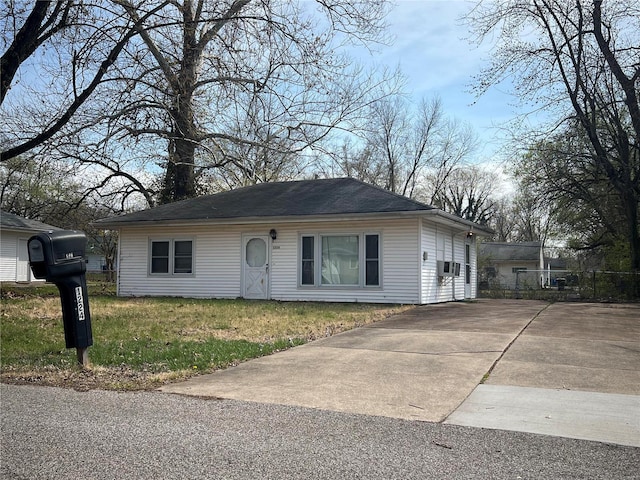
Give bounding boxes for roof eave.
[95,208,493,234]
[94,209,437,228]
[423,210,494,236]
[1,226,60,234]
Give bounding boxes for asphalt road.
[2,384,638,479]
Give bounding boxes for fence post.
[592,271,597,299]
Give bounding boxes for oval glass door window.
[246,238,267,267]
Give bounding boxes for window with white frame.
[149,239,193,275]
[300,233,380,287]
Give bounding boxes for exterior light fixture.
[269,229,277,240]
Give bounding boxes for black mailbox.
[28,231,93,361]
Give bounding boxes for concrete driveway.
[445,302,640,446]
[160,300,640,447]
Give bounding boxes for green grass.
[1,316,303,372]
[0,282,407,390]
[90,337,302,371]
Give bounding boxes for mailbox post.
[28,231,93,366]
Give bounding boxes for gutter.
[95,209,493,234]
[422,209,494,236]
[94,209,429,229]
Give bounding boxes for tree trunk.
[624,190,640,271]
[160,133,196,203]
[172,137,197,201]
[1,3,51,104]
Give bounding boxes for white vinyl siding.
[420,222,471,303]
[467,237,478,298]
[118,226,241,298]
[0,230,44,282]
[420,220,438,304]
[116,218,420,303]
[115,215,480,304]
[0,231,19,282]
[0,232,17,281]
[453,236,465,300]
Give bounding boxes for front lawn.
[0,283,407,390]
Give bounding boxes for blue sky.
[358,0,526,164]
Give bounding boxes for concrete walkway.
[160,300,640,447]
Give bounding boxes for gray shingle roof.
[0,211,61,232]
[96,178,436,225]
[479,242,542,261]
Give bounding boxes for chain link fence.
[479,269,640,302]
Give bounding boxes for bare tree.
[432,166,496,225]
[422,117,478,205]
[1,2,168,162]
[488,198,517,242]
[1,1,72,104]
[2,0,395,208]
[200,64,398,190]
[466,0,640,269]
[107,0,393,203]
[0,156,82,221]
[325,95,477,200]
[510,189,555,245]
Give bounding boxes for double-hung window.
[300,233,380,287]
[149,239,193,275]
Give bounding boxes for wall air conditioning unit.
[438,261,462,278]
[437,260,454,277]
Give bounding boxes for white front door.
[243,235,269,299]
[17,238,30,282]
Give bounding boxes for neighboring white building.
[97,178,492,304]
[0,211,61,282]
[478,241,544,289]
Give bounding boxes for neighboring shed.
[96,178,493,304]
[478,241,544,289]
[543,256,569,287]
[0,211,61,282]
